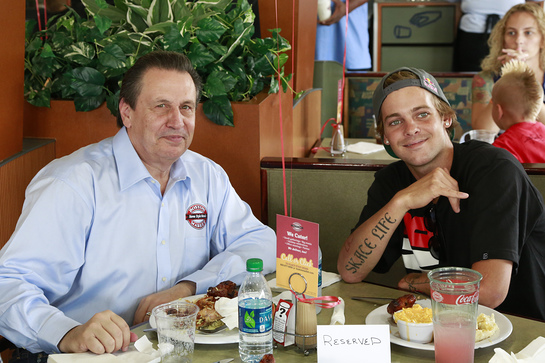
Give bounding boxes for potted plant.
[24,0,298,127]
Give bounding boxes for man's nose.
[167,109,185,128]
[404,118,420,135]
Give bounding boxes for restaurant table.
[312,138,397,162]
[132,279,545,363]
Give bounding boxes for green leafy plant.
[24,0,299,126]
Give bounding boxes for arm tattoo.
[345,212,397,274]
[402,275,427,293]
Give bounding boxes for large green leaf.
[252,53,275,76]
[26,88,51,108]
[187,42,216,68]
[70,67,106,97]
[203,96,234,126]
[81,0,126,22]
[126,2,149,20]
[64,42,97,66]
[106,90,120,117]
[203,74,227,97]
[98,43,127,69]
[148,0,173,24]
[161,23,190,51]
[196,17,227,43]
[98,31,137,54]
[95,14,113,34]
[206,42,228,57]
[216,24,252,63]
[171,0,192,21]
[75,94,106,111]
[127,6,149,32]
[25,20,38,42]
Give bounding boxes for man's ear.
[496,103,504,122]
[119,99,132,128]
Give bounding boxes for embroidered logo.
[423,77,437,93]
[186,204,207,230]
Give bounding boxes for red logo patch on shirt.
[403,213,433,249]
[186,204,207,230]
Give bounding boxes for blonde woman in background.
[471,2,545,132]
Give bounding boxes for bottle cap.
[246,258,263,272]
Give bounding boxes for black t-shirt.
[355,141,545,320]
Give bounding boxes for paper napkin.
[329,297,345,325]
[215,297,239,329]
[346,141,384,155]
[489,336,545,363]
[48,336,161,363]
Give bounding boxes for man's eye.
[389,120,401,126]
[157,104,166,108]
[418,112,429,118]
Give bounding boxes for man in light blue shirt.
[0,51,276,358]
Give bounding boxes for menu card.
[276,215,319,296]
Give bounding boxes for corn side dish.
[393,304,433,324]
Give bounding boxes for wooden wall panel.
[0,140,56,248]
[0,1,25,161]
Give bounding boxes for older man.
[0,51,276,359]
[337,67,545,321]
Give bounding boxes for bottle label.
[238,300,273,334]
[318,258,322,288]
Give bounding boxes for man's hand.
[319,0,346,25]
[398,273,430,295]
[396,168,469,213]
[498,48,529,64]
[133,281,196,325]
[318,0,368,25]
[58,310,138,354]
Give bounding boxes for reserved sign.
[317,325,391,362]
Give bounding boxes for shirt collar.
[113,127,189,191]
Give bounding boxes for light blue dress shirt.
[0,128,276,353]
[315,1,372,70]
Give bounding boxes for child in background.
[491,60,545,163]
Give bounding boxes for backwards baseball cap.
[372,67,452,158]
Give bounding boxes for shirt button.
[161,240,166,245]
[162,277,167,282]
[161,202,165,207]
[151,180,156,184]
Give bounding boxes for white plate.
[149,294,239,345]
[365,299,513,351]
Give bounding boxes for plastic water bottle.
[238,258,273,362]
[316,246,323,314]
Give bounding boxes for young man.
[337,67,545,321]
[492,60,545,163]
[0,51,276,358]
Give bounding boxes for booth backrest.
[261,158,545,288]
[345,72,475,141]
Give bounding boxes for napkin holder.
[272,273,318,356]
